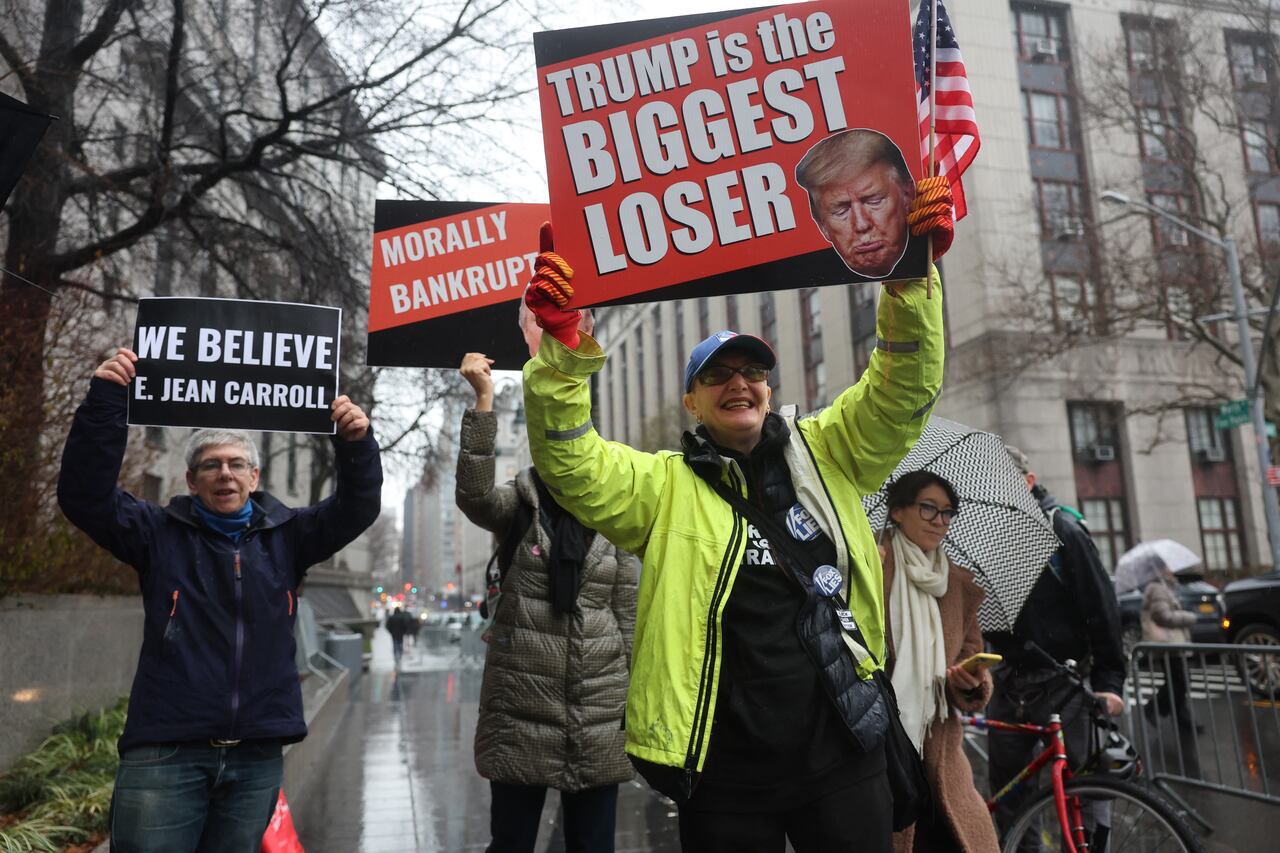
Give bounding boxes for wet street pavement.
[292,628,1276,852]
[291,627,682,852]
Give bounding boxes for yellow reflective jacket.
[523,269,944,776]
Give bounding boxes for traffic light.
[410,586,418,594]
[404,583,412,591]
[375,586,383,594]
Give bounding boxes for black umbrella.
[0,92,54,212]
[862,417,1060,633]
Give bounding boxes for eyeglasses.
[194,458,254,477]
[696,363,770,386]
[917,501,959,523]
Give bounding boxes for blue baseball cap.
[684,330,777,392]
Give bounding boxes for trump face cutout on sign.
[796,128,916,279]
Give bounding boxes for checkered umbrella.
[862,417,1061,633]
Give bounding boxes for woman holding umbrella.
[517,179,953,852]
[880,471,999,853]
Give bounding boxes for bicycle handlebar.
[1021,640,1106,713]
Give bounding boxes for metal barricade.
[1128,641,1280,808]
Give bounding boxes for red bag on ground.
[261,790,304,853]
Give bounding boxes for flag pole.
[926,0,939,297]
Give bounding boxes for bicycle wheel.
[1001,775,1204,853]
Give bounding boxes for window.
[1148,193,1194,248]
[1012,7,1065,62]
[848,285,877,376]
[759,292,780,400]
[800,288,826,410]
[1081,498,1129,572]
[1227,38,1270,89]
[1258,203,1280,252]
[1197,497,1245,571]
[1036,181,1085,239]
[726,294,739,330]
[1124,17,1177,75]
[1051,275,1091,331]
[1024,91,1072,149]
[1138,106,1182,162]
[1126,23,1155,70]
[1185,408,1227,457]
[1068,402,1120,457]
[1242,120,1275,173]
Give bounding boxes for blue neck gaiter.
[192,498,254,543]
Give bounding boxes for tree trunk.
[0,1,85,568]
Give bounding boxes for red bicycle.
[962,655,1204,853]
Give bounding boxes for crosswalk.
[1128,662,1247,702]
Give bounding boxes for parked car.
[1116,575,1226,658]
[1222,572,1280,696]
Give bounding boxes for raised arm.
[523,332,667,556]
[57,349,156,573]
[292,396,383,574]
[810,267,945,495]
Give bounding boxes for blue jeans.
[109,740,283,853]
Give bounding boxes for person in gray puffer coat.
[455,312,637,853]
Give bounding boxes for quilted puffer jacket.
[455,408,637,791]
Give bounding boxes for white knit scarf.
[888,531,950,755]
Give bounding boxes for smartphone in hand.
[959,652,1003,674]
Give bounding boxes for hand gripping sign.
[534,0,926,308]
[128,297,341,434]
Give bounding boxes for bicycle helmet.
[1088,725,1142,780]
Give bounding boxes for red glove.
[524,222,583,350]
[907,176,955,261]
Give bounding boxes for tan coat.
[882,533,1000,853]
[1141,579,1196,644]
[456,409,637,791]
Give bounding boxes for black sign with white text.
[128,298,341,434]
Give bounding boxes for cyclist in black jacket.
[986,446,1125,850]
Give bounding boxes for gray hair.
[1004,444,1032,475]
[184,429,260,471]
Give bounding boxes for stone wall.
[0,595,143,771]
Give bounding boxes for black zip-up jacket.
[988,488,1126,696]
[57,379,382,751]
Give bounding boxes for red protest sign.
[366,201,549,368]
[534,0,925,308]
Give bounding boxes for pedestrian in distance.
[985,446,1125,852]
[879,471,999,853]
[1140,562,1202,734]
[455,306,638,853]
[385,606,409,665]
[57,347,382,853]
[518,177,952,853]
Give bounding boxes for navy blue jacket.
[58,379,382,751]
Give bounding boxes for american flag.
[914,0,980,220]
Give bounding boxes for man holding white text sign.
[58,347,381,853]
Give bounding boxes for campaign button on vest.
[812,564,842,597]
[785,503,822,542]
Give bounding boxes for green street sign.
[1215,399,1251,430]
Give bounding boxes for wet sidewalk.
[291,627,682,852]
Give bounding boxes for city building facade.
[590,0,1280,578]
